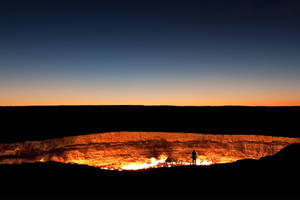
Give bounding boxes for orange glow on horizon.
[1,94,299,107]
[1,89,299,107]
[1,102,299,107]
[1,75,300,107]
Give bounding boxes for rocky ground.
[0,143,299,198]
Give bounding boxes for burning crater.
[0,132,299,170]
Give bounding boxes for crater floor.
[0,132,299,170]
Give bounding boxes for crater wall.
[0,132,299,169]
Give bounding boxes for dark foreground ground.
[0,143,299,197]
[0,106,300,143]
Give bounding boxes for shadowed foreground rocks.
[0,143,299,197]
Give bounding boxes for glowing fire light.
[120,154,212,170]
[196,158,212,166]
[121,154,168,170]
[2,132,298,171]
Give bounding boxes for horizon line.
[1,104,300,107]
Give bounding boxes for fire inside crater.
[0,132,299,170]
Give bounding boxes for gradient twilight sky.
[1,0,300,106]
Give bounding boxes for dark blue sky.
[1,0,300,105]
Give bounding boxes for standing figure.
[191,150,197,165]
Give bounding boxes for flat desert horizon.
[1,0,300,198]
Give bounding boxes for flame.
[121,154,168,170]
[195,155,213,166]
[196,158,212,166]
[120,154,212,170]
[2,132,299,170]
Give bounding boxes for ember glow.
[121,154,168,170]
[196,158,213,166]
[0,132,299,170]
[120,154,212,170]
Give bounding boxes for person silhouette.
[192,150,197,165]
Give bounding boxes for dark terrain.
[0,106,299,197]
[0,106,299,143]
[0,143,299,197]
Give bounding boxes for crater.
[0,132,299,170]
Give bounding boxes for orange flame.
[119,154,212,170]
[196,158,212,166]
[121,154,168,170]
[2,132,299,171]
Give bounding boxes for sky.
[1,0,300,106]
